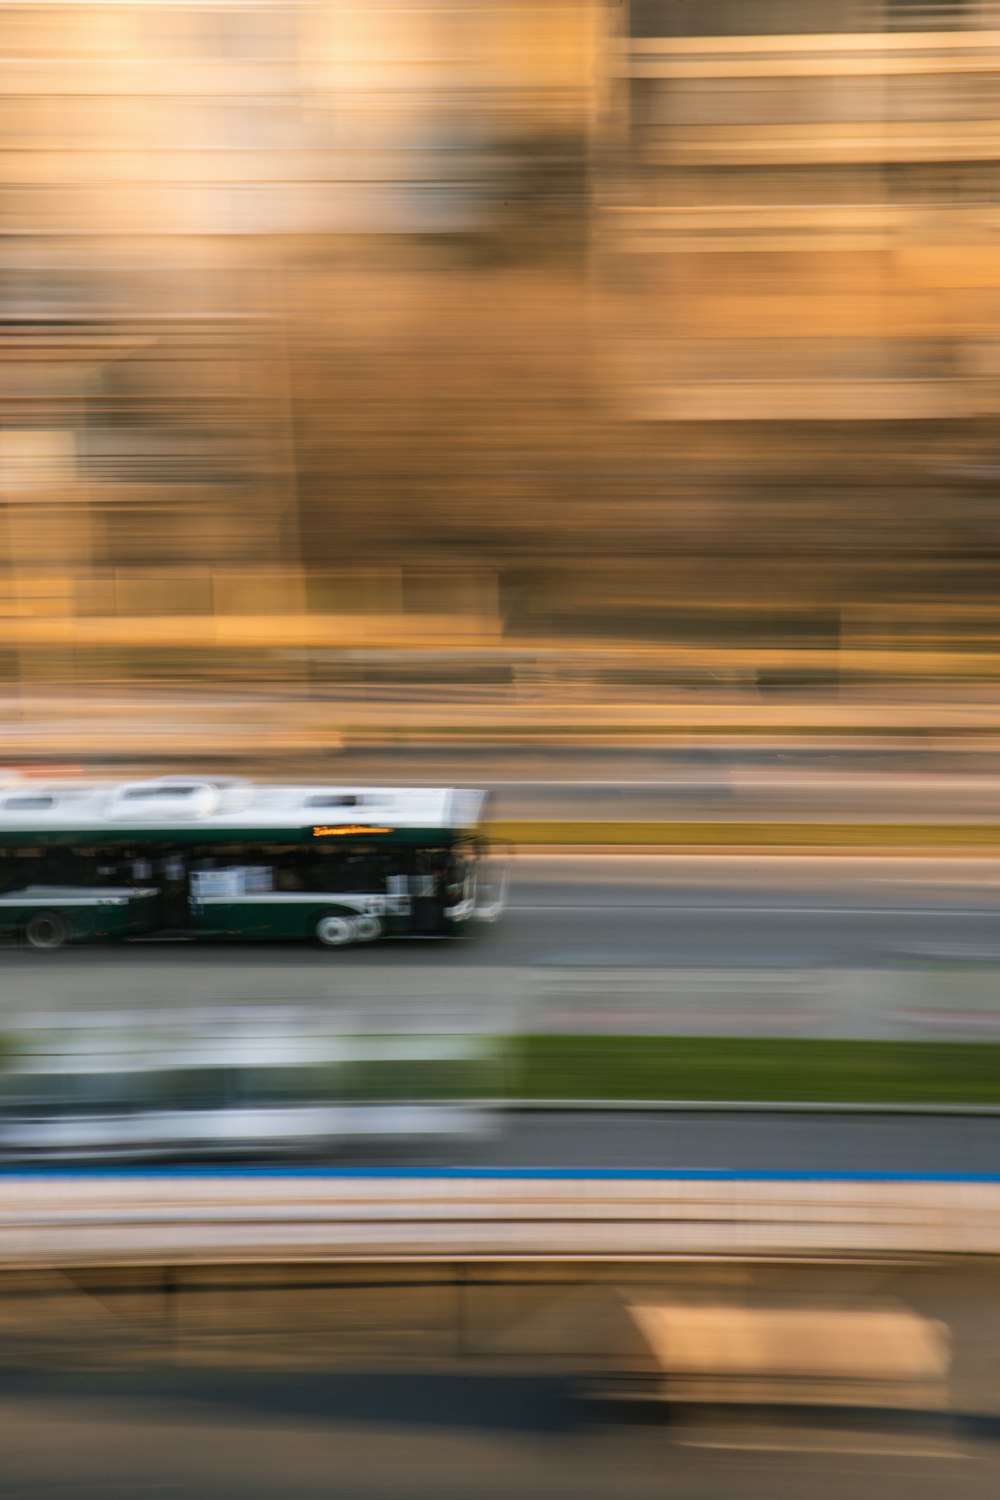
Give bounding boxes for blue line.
[1,1166,1000,1184]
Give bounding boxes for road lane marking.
[510,904,999,916]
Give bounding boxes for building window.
[629,1,874,38]
[878,0,978,28]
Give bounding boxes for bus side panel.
[110,896,160,940]
[188,898,326,941]
[187,899,239,940]
[0,897,157,945]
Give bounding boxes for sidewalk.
[5,682,1000,763]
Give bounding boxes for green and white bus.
[0,777,505,949]
[0,1022,501,1161]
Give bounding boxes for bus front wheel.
[316,913,357,948]
[24,913,69,950]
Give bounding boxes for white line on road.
[483,777,1000,791]
[509,904,998,916]
[513,854,1000,864]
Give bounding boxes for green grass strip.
[514,1035,1000,1106]
[488,821,1000,847]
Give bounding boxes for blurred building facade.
[3,0,1000,687]
[595,0,1000,644]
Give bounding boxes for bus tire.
[316,913,357,948]
[24,913,69,950]
[353,915,382,943]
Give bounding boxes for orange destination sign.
[312,824,395,837]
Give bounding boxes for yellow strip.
[487,821,1000,848]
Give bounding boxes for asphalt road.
[243,745,1000,821]
[504,854,1000,970]
[3,855,1000,1178]
[1,1372,997,1499]
[2,853,999,990]
[487,774,1000,823]
[478,1110,1000,1175]
[12,739,1000,821]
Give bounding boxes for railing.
[2,1170,1000,1266]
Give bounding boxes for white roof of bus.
[0,778,487,833]
[4,1027,496,1074]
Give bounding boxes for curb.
[508,845,1000,858]
[489,821,1000,850]
[493,1099,1000,1116]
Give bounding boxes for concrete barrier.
[622,1299,950,1409]
[1,1171,1000,1266]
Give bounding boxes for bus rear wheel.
[353,915,382,943]
[316,913,358,948]
[24,913,69,950]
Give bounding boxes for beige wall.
[612,19,1000,419]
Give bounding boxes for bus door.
[386,873,411,920]
[411,851,448,934]
[157,855,189,931]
